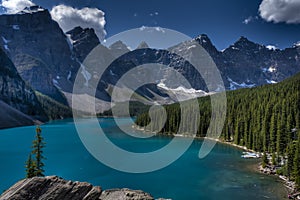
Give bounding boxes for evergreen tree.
[272,152,277,166]
[25,126,46,178]
[25,154,36,178]
[293,134,300,188]
[32,126,46,177]
[287,142,295,179]
[262,151,269,168]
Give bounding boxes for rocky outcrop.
[66,26,100,63]
[0,176,156,200]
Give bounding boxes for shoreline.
[133,125,296,199]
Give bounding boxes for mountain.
[109,40,130,58]
[66,26,100,63]
[0,47,47,128]
[86,34,300,105]
[184,35,300,90]
[1,6,300,115]
[0,6,79,104]
[136,41,149,49]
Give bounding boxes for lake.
[0,118,287,199]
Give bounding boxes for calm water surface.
[0,118,287,199]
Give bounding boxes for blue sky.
[1,0,300,50]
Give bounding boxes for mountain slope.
[0,100,36,129]
[0,6,79,103]
[0,47,47,127]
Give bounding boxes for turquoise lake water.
[0,118,287,199]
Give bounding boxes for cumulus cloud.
[0,0,34,14]
[259,0,300,24]
[50,5,106,41]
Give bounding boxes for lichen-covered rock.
[99,188,154,200]
[0,176,157,200]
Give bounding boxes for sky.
[0,0,300,50]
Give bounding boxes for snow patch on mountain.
[67,71,72,80]
[266,79,277,84]
[65,34,74,50]
[80,64,91,87]
[2,36,10,44]
[12,25,20,30]
[266,45,278,51]
[52,79,61,89]
[110,70,116,76]
[157,82,209,101]
[2,36,10,50]
[228,77,256,90]
[187,45,197,50]
[18,6,45,14]
[294,41,300,48]
[262,66,276,73]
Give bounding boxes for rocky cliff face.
[220,36,300,89]
[0,6,79,104]
[0,176,157,200]
[66,26,100,63]
[0,47,47,123]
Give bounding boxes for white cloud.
[243,16,253,24]
[139,26,165,33]
[243,16,259,24]
[0,0,34,14]
[259,0,300,24]
[50,5,106,41]
[149,12,159,17]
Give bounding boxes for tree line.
[135,72,300,187]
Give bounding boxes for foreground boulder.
[0,176,155,200]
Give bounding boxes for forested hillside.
[136,72,300,186]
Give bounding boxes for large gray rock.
[0,176,157,200]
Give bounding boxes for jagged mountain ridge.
[0,6,300,114]
[99,35,300,98]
